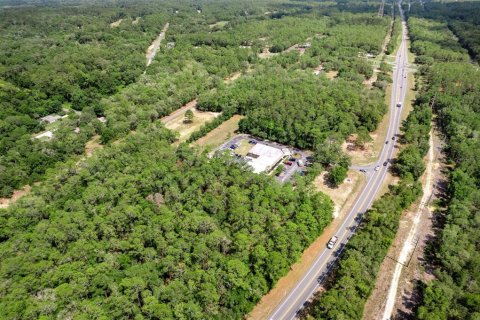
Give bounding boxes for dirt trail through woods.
[363,128,441,320]
[146,22,169,67]
[381,130,434,319]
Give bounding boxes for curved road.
[269,3,410,319]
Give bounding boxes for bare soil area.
[314,170,365,218]
[0,185,31,209]
[110,19,122,28]
[163,108,220,142]
[224,72,242,84]
[193,115,244,150]
[247,170,366,320]
[325,70,338,79]
[342,134,376,166]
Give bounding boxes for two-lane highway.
[269,3,410,319]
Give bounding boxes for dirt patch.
[342,134,377,166]
[313,170,364,218]
[224,72,241,84]
[163,108,220,142]
[0,185,31,209]
[85,135,103,157]
[110,19,123,28]
[325,70,338,79]
[132,17,140,25]
[193,115,244,150]
[161,100,197,124]
[248,171,366,320]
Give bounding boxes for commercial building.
[245,143,289,173]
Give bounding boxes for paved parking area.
[217,134,311,183]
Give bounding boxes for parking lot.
[216,134,312,183]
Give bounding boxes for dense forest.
[196,12,391,150]
[0,0,392,196]
[0,125,333,319]
[406,3,480,319]
[0,0,395,318]
[198,68,385,149]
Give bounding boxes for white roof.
[34,130,54,140]
[246,143,284,173]
[40,115,61,124]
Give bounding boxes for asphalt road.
[269,3,410,319]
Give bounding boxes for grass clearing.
[85,135,103,157]
[209,20,228,29]
[164,108,220,142]
[193,115,244,151]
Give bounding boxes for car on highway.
[397,102,402,108]
[375,165,380,171]
[392,136,396,140]
[383,161,388,166]
[385,141,389,144]
[327,236,338,249]
[360,169,366,173]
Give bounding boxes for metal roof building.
[245,143,287,173]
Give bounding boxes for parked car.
[249,140,257,144]
[297,159,304,167]
[327,236,338,249]
[284,161,293,166]
[360,169,366,173]
[289,157,296,162]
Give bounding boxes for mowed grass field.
[193,115,244,150]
